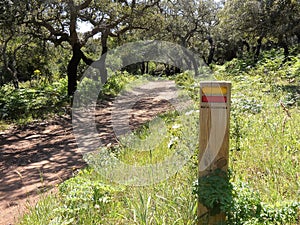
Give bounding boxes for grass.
[0,120,10,131]
[19,49,300,224]
[214,52,300,205]
[20,193,60,225]
[20,166,198,224]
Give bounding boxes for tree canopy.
[0,0,299,94]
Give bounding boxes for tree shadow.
[0,92,177,211]
[0,116,86,208]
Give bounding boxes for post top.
[200,81,231,86]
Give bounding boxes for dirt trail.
[0,80,178,225]
[0,115,86,225]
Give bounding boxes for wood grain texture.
[198,82,231,225]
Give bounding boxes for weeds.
[19,49,300,224]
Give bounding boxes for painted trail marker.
[198,81,231,225]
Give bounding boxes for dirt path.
[0,115,86,225]
[0,80,178,225]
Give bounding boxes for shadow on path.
[0,80,179,224]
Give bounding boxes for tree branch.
[77,0,92,10]
[80,50,94,65]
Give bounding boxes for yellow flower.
[34,69,41,76]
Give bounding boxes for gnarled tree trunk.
[254,36,263,61]
[2,35,19,89]
[67,43,82,96]
[207,36,215,65]
[99,30,109,84]
[67,43,94,96]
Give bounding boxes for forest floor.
[0,80,176,225]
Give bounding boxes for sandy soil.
[0,80,176,225]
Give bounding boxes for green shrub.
[102,71,137,97]
[18,49,300,224]
[0,72,137,123]
[174,72,200,101]
[0,77,68,122]
[56,173,117,224]
[193,175,300,225]
[193,169,233,216]
[227,182,300,225]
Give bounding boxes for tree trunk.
[67,43,82,96]
[207,36,215,65]
[140,62,145,74]
[99,30,109,84]
[283,44,289,59]
[254,37,263,61]
[145,61,149,74]
[12,70,19,89]
[242,40,250,52]
[2,35,19,89]
[5,60,19,89]
[66,43,95,96]
[280,41,289,58]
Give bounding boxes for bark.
[141,62,146,74]
[2,35,19,89]
[5,58,19,89]
[67,43,82,96]
[145,62,149,74]
[67,42,95,96]
[207,36,215,65]
[99,30,109,84]
[297,32,300,44]
[254,36,263,60]
[254,37,263,62]
[280,41,289,58]
[283,44,289,58]
[255,37,262,58]
[242,40,250,52]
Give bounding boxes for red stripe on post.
[202,96,227,103]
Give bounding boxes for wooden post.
[198,81,231,225]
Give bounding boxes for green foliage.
[102,71,137,97]
[193,169,233,216]
[213,50,300,224]
[18,50,300,224]
[218,0,300,61]
[20,169,122,225]
[227,182,262,224]
[193,171,300,225]
[174,72,200,101]
[20,193,60,225]
[0,72,138,123]
[0,78,69,123]
[232,97,262,115]
[223,57,255,75]
[174,72,195,88]
[227,182,300,225]
[55,170,118,224]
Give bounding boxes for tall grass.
[19,49,300,224]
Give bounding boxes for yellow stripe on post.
[202,86,227,95]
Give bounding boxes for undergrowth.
[0,77,69,124]
[19,48,300,224]
[0,71,137,126]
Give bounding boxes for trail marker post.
[198,81,231,225]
